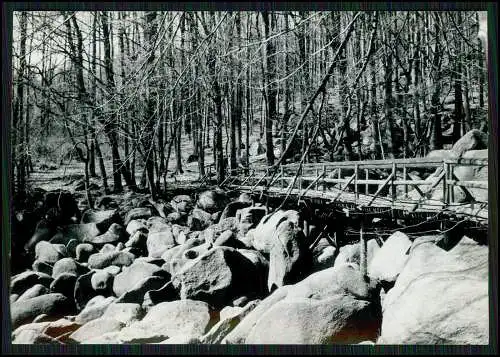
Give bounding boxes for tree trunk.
[262,11,276,166]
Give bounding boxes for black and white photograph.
[3,4,496,349]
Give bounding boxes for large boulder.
[50,273,78,300]
[86,223,126,246]
[91,270,114,295]
[124,208,153,226]
[50,223,101,246]
[112,261,164,297]
[116,300,213,343]
[35,241,68,264]
[125,231,148,253]
[75,243,96,263]
[23,219,56,254]
[74,271,98,311]
[368,231,412,284]
[87,250,135,269]
[11,271,53,296]
[101,303,144,326]
[126,219,148,236]
[268,221,311,292]
[116,276,168,305]
[196,190,229,214]
[52,257,87,279]
[219,201,253,221]
[451,129,488,157]
[170,195,193,214]
[187,208,213,231]
[377,236,488,344]
[236,206,267,236]
[16,284,49,302]
[171,246,265,308]
[32,260,53,276]
[223,263,380,344]
[69,318,125,343]
[81,209,121,232]
[248,210,301,254]
[75,296,116,324]
[451,149,488,202]
[142,282,178,309]
[335,239,381,267]
[201,300,261,344]
[147,227,176,258]
[11,293,73,329]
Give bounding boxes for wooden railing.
[220,157,488,211]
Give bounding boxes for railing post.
[450,163,455,203]
[338,167,342,190]
[322,165,326,193]
[391,161,397,203]
[359,213,367,279]
[403,163,408,198]
[354,163,359,204]
[443,160,448,206]
[365,168,369,196]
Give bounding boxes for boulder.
[12,329,62,344]
[69,318,125,343]
[311,245,337,273]
[116,300,213,343]
[43,318,82,340]
[91,270,114,295]
[214,230,246,249]
[75,243,96,263]
[50,223,101,246]
[81,209,121,232]
[87,250,135,269]
[172,246,265,308]
[170,195,193,213]
[377,236,488,344]
[451,129,488,157]
[171,224,190,244]
[159,335,201,344]
[116,276,168,305]
[125,231,148,253]
[96,196,118,210]
[168,242,212,275]
[32,259,53,276]
[126,219,148,236]
[451,149,488,202]
[268,221,311,292]
[249,210,301,254]
[124,207,153,226]
[335,239,381,267]
[35,241,67,264]
[17,284,49,302]
[66,239,80,257]
[142,282,178,310]
[52,257,86,279]
[11,271,53,295]
[74,271,98,311]
[166,211,187,225]
[80,331,122,344]
[100,243,116,254]
[188,208,213,231]
[223,263,381,344]
[49,273,78,299]
[10,294,19,304]
[11,293,73,329]
[147,216,171,232]
[197,190,229,214]
[219,201,253,221]
[368,231,412,284]
[201,300,260,344]
[103,265,122,275]
[112,261,163,297]
[147,228,176,258]
[86,223,126,245]
[101,303,144,325]
[75,296,116,324]
[23,219,56,254]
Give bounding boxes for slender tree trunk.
[430,13,443,151]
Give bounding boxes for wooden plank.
[333,173,356,202]
[449,180,488,189]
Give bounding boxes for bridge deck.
[209,157,489,223]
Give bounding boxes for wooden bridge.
[203,157,489,224]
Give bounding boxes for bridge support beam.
[359,216,367,279]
